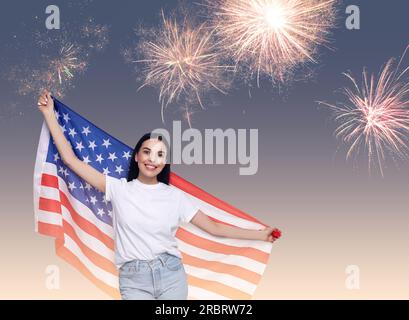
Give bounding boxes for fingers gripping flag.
[33,98,273,299]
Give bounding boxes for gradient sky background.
[1,0,409,299]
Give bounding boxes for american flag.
[33,98,273,299]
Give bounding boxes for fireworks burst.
[129,11,232,122]
[48,43,87,85]
[206,0,337,86]
[81,18,110,51]
[7,19,109,99]
[9,41,87,98]
[319,47,409,175]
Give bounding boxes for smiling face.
[135,138,167,182]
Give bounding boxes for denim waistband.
[123,252,174,269]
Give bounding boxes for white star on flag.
[96,208,105,217]
[89,196,97,205]
[108,152,117,162]
[102,139,111,149]
[82,126,91,136]
[68,181,76,191]
[68,128,77,138]
[63,113,70,122]
[96,154,104,164]
[82,155,91,165]
[88,140,97,151]
[115,165,124,175]
[63,168,69,177]
[75,141,85,152]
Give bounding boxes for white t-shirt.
[105,175,199,269]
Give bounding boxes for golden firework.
[207,0,337,85]
[134,11,231,122]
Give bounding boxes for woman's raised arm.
[38,90,106,193]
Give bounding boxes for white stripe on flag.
[39,185,61,201]
[184,264,257,294]
[34,122,52,232]
[36,209,62,225]
[181,223,272,253]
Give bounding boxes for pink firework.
[320,47,409,175]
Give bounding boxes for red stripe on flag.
[39,197,62,214]
[41,173,59,188]
[170,173,266,226]
[37,221,63,239]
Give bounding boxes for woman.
[37,90,277,300]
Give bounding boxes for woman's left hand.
[259,226,279,242]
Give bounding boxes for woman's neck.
[137,174,159,185]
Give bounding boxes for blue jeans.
[118,252,188,300]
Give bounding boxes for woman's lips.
[144,163,157,171]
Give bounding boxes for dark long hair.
[126,133,171,185]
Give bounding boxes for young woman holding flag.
[37,89,280,300]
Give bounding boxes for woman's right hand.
[37,89,54,117]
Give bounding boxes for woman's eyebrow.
[142,147,151,151]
